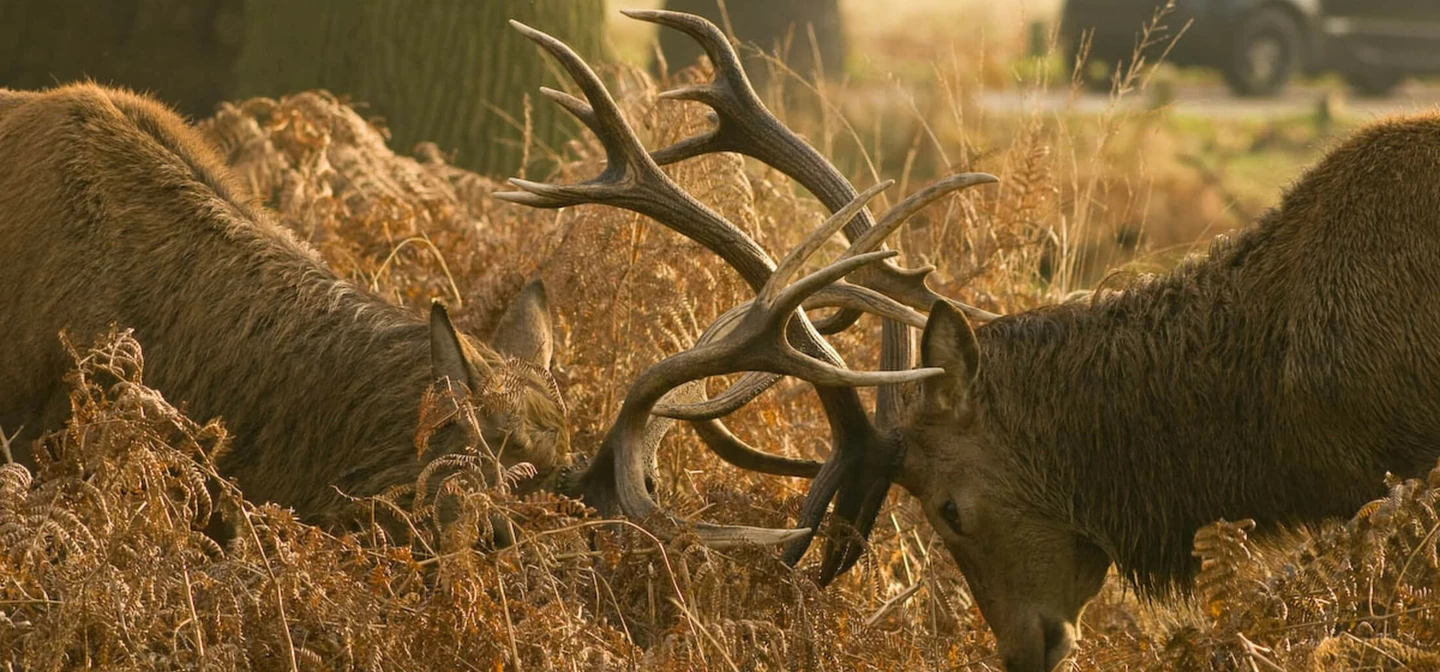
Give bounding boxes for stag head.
[499,11,1104,671]
[901,303,1112,671]
[429,279,567,490]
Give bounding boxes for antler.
[619,10,1007,576]
[499,14,996,573]
[572,188,960,547]
[626,10,1006,576]
[625,9,1001,324]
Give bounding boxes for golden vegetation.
[3,15,1438,671]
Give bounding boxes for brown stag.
[502,11,1440,672]
[0,84,568,533]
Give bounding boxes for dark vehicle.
[1060,0,1440,97]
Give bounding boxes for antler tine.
[817,466,895,583]
[694,417,821,477]
[654,370,776,420]
[500,21,772,285]
[660,268,936,423]
[621,8,850,212]
[658,284,930,422]
[626,7,878,334]
[947,299,1004,323]
[603,345,809,547]
[772,252,899,322]
[683,246,942,390]
[771,175,1000,564]
[764,180,892,304]
[804,285,928,329]
[659,380,821,476]
[499,22,646,205]
[655,281,932,423]
[537,87,599,132]
[850,173,1000,259]
[773,172,1002,328]
[808,293,921,333]
[619,9,761,166]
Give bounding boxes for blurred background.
[6,0,1440,282]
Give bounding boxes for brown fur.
[0,83,566,529]
[900,115,1440,671]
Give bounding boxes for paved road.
[979,82,1440,120]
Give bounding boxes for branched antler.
[626,10,1001,322]
[501,12,996,576]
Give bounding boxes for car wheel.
[1343,68,1405,98]
[1223,8,1303,98]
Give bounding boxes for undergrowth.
[3,25,1437,672]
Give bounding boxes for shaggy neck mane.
[970,217,1386,596]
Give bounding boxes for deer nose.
[999,614,1076,672]
[1041,615,1076,670]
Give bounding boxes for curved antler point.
[508,19,540,37]
[656,85,711,102]
[702,525,814,549]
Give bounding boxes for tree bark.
[0,0,245,118]
[234,0,607,176]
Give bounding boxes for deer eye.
[939,500,963,535]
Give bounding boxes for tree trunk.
[0,0,245,118]
[234,0,606,176]
[658,0,846,90]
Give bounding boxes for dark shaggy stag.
[0,84,568,532]
[505,11,1440,672]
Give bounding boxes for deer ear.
[920,300,980,413]
[489,278,554,369]
[430,300,487,388]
